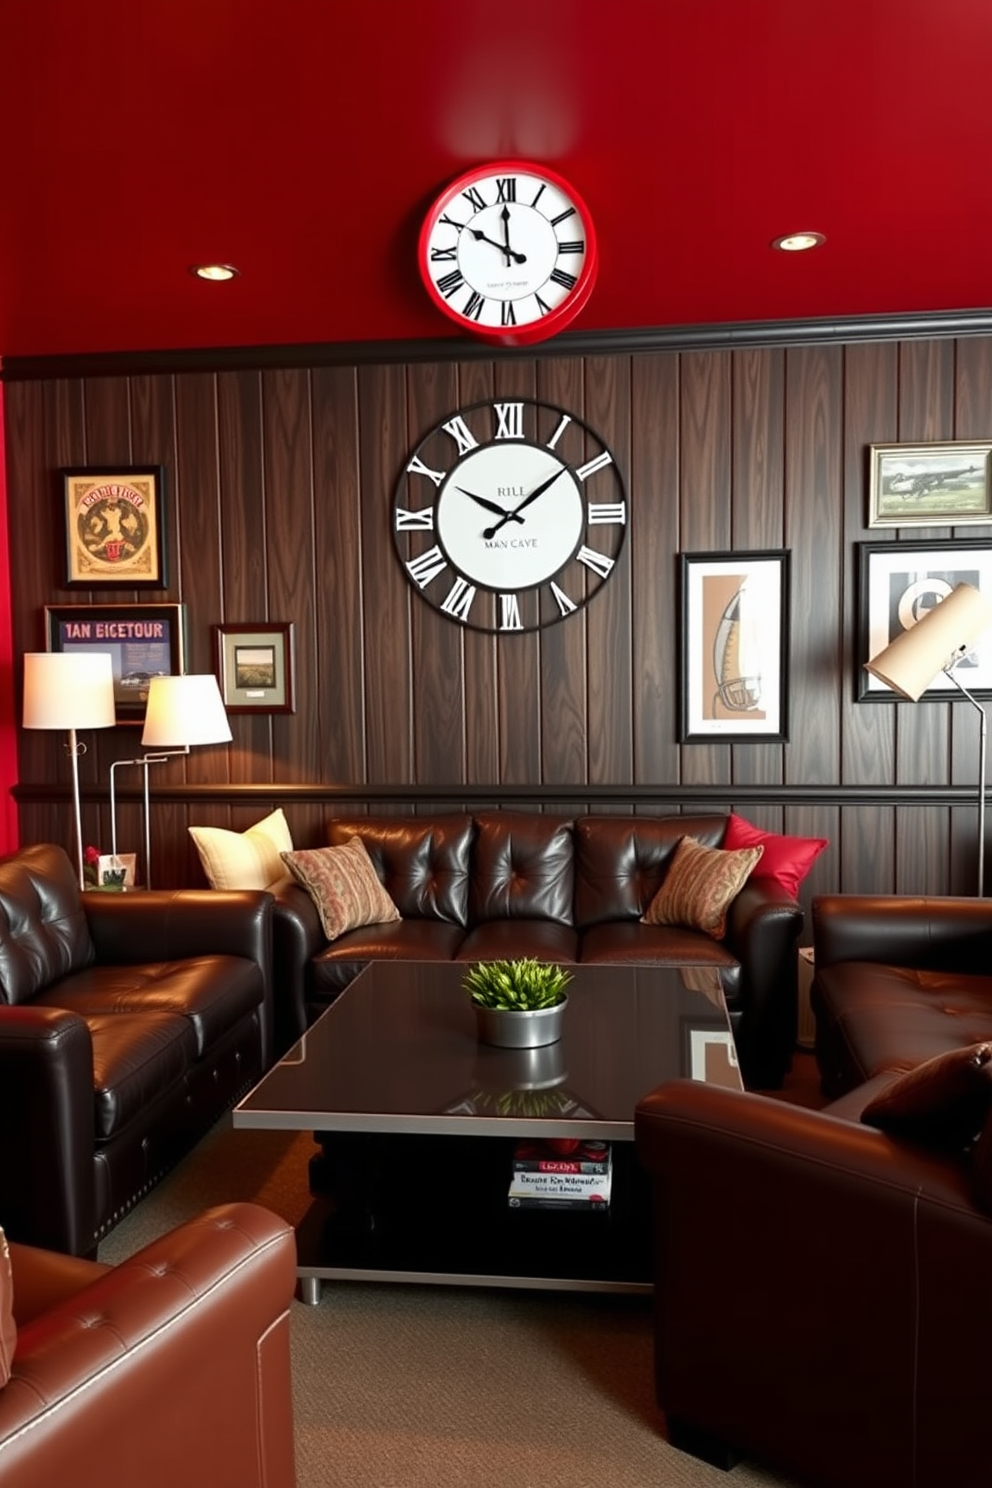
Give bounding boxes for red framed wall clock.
[418,160,598,346]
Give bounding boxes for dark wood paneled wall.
[5,334,992,907]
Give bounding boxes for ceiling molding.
[4,308,992,382]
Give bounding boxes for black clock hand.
[455,486,525,524]
[500,206,513,267]
[468,227,527,264]
[483,466,566,540]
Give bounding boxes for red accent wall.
[0,382,18,852]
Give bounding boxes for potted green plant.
[463,959,572,1048]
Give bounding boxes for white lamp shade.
[22,651,116,730]
[864,583,992,700]
[141,674,232,748]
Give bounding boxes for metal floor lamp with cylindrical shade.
[22,651,117,892]
[109,674,232,888]
[864,582,992,897]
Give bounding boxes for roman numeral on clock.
[440,577,476,621]
[463,290,485,321]
[549,267,577,291]
[499,594,523,631]
[587,501,626,525]
[406,455,447,488]
[556,240,584,255]
[575,451,614,482]
[461,185,487,212]
[395,506,435,531]
[550,581,577,617]
[430,245,458,262]
[441,415,478,454]
[406,545,447,588]
[495,177,517,202]
[500,301,516,327]
[436,268,464,299]
[576,545,614,578]
[494,402,524,440]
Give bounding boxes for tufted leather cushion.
[327,815,473,926]
[0,1226,14,1387]
[85,1012,197,1139]
[0,844,94,1005]
[469,812,574,925]
[574,815,728,929]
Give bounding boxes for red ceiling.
[2,0,991,362]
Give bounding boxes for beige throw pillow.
[189,808,293,890]
[641,835,763,940]
[280,837,401,942]
[0,1226,15,1387]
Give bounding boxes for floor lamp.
[110,674,232,889]
[864,582,992,897]
[22,651,117,892]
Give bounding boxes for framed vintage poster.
[868,442,992,528]
[214,622,296,713]
[45,602,186,723]
[679,550,790,742]
[61,465,168,587]
[856,540,992,701]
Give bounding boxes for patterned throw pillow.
[189,807,294,890]
[0,1226,15,1387]
[862,1043,992,1147]
[722,813,828,899]
[641,835,763,940]
[280,837,401,942]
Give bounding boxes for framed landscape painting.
[868,442,992,528]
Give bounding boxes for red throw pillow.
[0,1227,15,1387]
[722,814,827,899]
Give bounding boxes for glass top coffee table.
[234,960,740,1299]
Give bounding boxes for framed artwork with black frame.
[45,602,186,723]
[856,539,992,701]
[679,549,790,742]
[61,465,168,587]
[867,442,992,528]
[214,622,296,713]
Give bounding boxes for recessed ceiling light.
[190,263,240,281]
[771,232,825,253]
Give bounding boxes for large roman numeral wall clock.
[418,161,598,345]
[393,398,626,633]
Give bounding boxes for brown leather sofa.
[0,1202,297,1488]
[632,893,992,1488]
[0,843,274,1255]
[272,811,805,1088]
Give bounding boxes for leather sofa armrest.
[83,889,275,1065]
[270,880,325,1051]
[813,893,992,972]
[723,879,804,1089]
[0,1203,297,1488]
[634,1080,989,1488]
[0,1007,96,1254]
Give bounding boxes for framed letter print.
[868,442,992,528]
[45,602,186,723]
[856,540,992,701]
[214,623,296,714]
[61,466,167,587]
[680,550,790,742]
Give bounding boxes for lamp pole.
[945,667,987,898]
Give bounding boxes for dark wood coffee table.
[233,960,740,1300]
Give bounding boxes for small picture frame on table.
[61,466,168,587]
[679,550,790,742]
[45,602,186,723]
[214,622,296,714]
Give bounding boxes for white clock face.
[419,163,598,344]
[393,399,626,633]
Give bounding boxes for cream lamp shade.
[22,651,116,730]
[863,583,992,700]
[141,674,232,748]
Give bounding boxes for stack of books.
[507,1138,612,1211]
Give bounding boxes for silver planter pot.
[473,995,568,1049]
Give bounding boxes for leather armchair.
[635,1079,992,1488]
[0,844,274,1254]
[0,1202,297,1488]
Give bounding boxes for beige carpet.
[99,1115,803,1488]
